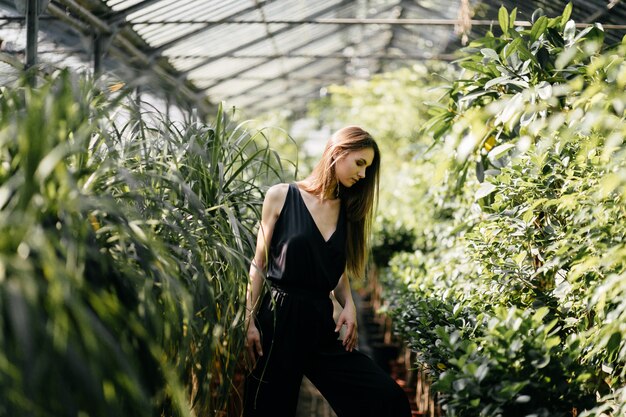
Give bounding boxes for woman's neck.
[298,179,339,202]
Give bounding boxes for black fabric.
[243,290,411,417]
[266,183,346,294]
[244,183,411,417]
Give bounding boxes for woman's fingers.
[343,322,358,351]
[245,333,263,370]
[254,338,263,357]
[335,316,346,333]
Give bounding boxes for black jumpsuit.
[244,183,411,417]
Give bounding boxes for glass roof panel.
[262,0,350,20]
[205,77,268,98]
[182,57,267,80]
[162,22,273,57]
[234,23,347,57]
[106,0,145,10]
[134,22,207,46]
[236,56,312,79]
[124,0,250,22]
[3,0,625,116]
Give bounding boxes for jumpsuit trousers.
[243,286,412,417]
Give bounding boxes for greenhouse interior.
[1,0,626,416]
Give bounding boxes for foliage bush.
[0,71,283,416]
[380,4,626,416]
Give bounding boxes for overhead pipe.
[55,0,111,34]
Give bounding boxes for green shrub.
[383,4,626,416]
[434,307,595,417]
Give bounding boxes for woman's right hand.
[245,320,263,371]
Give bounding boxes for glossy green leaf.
[530,16,549,42]
[509,8,517,28]
[561,3,573,30]
[498,6,509,34]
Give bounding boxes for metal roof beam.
[216,49,458,102]
[127,18,626,30]
[25,0,39,78]
[218,60,350,101]
[56,0,112,33]
[195,75,346,82]
[170,53,456,60]
[234,90,321,100]
[0,15,56,21]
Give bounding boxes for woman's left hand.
[335,302,358,352]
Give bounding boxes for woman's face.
[335,147,375,188]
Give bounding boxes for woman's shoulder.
[266,182,291,198]
[264,183,291,211]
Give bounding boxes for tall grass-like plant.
[0,70,285,417]
[100,102,286,415]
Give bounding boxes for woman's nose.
[358,168,366,178]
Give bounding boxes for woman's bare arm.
[245,184,288,368]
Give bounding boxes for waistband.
[269,284,331,302]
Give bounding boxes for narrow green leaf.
[530,16,549,42]
[488,143,516,160]
[498,6,509,34]
[460,61,495,76]
[561,3,573,29]
[532,307,549,322]
[522,208,534,224]
[509,8,517,28]
[484,76,511,90]
[502,37,521,59]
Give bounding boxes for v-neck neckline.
[294,184,341,243]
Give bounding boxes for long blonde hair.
[303,126,380,279]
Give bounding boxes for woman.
[244,126,411,417]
